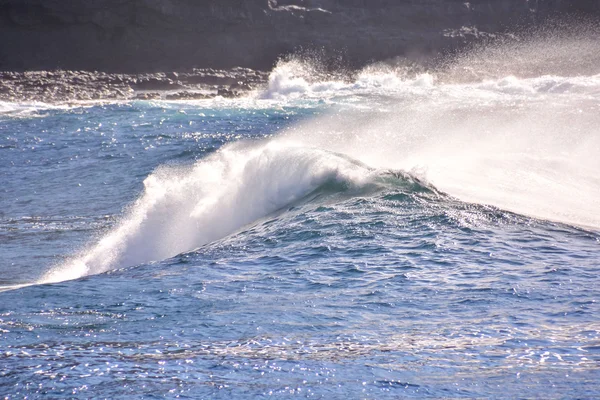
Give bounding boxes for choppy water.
[2,32,600,398]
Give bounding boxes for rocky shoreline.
[1,1,599,103]
[0,68,270,103]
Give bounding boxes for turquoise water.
[1,55,600,398]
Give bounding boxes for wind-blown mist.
[41,25,600,284]
[286,75,600,229]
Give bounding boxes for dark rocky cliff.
[0,0,598,72]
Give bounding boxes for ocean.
[1,35,599,398]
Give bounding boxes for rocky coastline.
[1,0,598,103]
[0,68,269,103]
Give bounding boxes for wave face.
[37,25,600,283]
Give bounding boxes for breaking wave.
[40,141,428,284]
[41,22,600,284]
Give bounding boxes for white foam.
[0,100,122,118]
[258,60,437,100]
[259,59,600,103]
[259,59,351,100]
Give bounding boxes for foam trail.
[40,142,372,283]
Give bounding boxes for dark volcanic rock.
[0,0,598,73]
[216,88,237,98]
[0,69,268,103]
[133,76,183,91]
[165,91,210,100]
[135,92,161,100]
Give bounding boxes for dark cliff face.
[0,0,598,72]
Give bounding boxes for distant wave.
[259,22,600,100]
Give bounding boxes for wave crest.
[40,141,425,283]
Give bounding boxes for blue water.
[2,60,600,398]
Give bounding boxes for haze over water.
[1,27,599,398]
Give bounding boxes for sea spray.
[257,23,600,228]
[280,76,600,228]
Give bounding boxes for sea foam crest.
[259,59,435,100]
